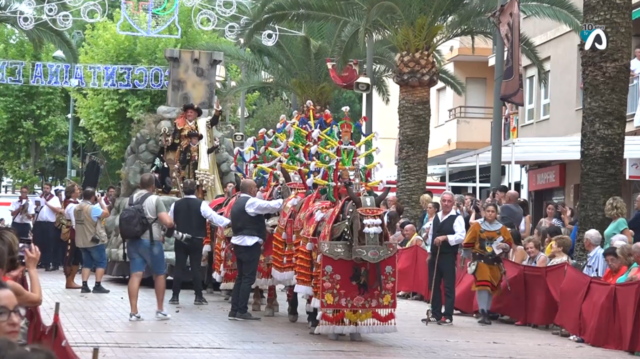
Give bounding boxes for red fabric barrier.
[396,246,430,298]
[369,249,640,353]
[554,265,590,335]
[580,281,618,349]
[523,266,557,325]
[490,260,526,320]
[615,282,640,351]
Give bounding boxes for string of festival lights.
[0,0,303,44]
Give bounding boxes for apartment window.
[540,70,550,119]
[525,75,535,123]
[437,88,448,125]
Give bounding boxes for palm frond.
[438,66,465,96]
[521,0,582,32]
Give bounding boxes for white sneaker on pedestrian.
[156,310,171,321]
[129,313,143,322]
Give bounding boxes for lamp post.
[490,0,506,189]
[52,31,83,180]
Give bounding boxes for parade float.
[104,49,238,277]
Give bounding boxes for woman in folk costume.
[462,202,513,325]
[62,184,82,289]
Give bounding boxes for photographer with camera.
[0,229,42,308]
[167,180,231,306]
[73,188,110,294]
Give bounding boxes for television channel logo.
[581,24,607,51]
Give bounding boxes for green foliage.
[229,93,290,137]
[0,0,78,62]
[0,27,68,187]
[73,7,231,184]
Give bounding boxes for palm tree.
[244,0,582,221]
[573,0,631,261]
[1,0,78,62]
[199,23,391,110]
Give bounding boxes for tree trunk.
[396,85,431,222]
[575,0,631,261]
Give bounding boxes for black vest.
[431,212,460,254]
[174,197,207,238]
[230,196,266,241]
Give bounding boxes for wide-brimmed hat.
[182,103,203,117]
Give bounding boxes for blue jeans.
[127,239,166,276]
[80,244,107,269]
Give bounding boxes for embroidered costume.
[462,219,513,324]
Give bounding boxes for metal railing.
[448,106,493,120]
[628,76,639,116]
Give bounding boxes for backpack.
[119,192,156,242]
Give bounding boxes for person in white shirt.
[425,191,466,325]
[167,179,231,306]
[9,185,34,240]
[631,47,640,77]
[228,179,283,321]
[32,183,63,271]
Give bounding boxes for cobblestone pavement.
[35,271,628,359]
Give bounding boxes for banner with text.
[0,60,169,90]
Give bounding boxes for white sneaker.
[156,310,171,320]
[129,313,143,322]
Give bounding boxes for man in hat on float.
[172,103,203,150]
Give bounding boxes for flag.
[493,0,524,106]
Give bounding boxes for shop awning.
[634,7,640,20]
[445,136,640,166]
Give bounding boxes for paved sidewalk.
[35,271,628,359]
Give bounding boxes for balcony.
[449,106,492,120]
[428,106,493,165]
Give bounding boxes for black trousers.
[172,237,204,297]
[230,242,261,315]
[428,251,457,321]
[33,222,60,267]
[11,222,31,240]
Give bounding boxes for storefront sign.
[627,158,640,180]
[528,164,565,191]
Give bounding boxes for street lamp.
[53,31,83,180]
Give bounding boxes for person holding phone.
[74,188,110,294]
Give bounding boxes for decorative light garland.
[0,59,168,90]
[0,0,109,31]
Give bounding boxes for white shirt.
[35,194,61,223]
[584,246,606,278]
[631,58,640,76]
[64,201,78,228]
[10,198,34,224]
[168,195,231,229]
[231,194,283,246]
[426,210,466,247]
